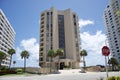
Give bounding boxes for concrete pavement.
[0,69,120,80]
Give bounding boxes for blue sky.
[0,0,109,67]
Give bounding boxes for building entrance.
[60,62,64,69]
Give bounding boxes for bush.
[107,76,120,80]
[16,69,23,74]
[0,70,17,75]
[64,65,71,69]
[0,66,9,71]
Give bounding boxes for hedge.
[0,70,17,75]
[107,76,120,80]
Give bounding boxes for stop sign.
[102,46,110,56]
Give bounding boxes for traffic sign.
[102,46,110,56]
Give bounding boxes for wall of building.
[39,7,81,69]
[0,9,15,67]
[104,0,120,63]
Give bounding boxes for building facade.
[39,7,81,69]
[104,0,120,63]
[0,9,15,67]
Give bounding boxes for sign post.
[102,46,110,78]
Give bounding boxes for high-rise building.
[104,0,120,63]
[39,7,81,69]
[0,9,15,67]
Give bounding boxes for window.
[40,58,43,61]
[114,37,117,40]
[116,47,119,49]
[113,32,115,34]
[46,12,49,24]
[112,26,114,28]
[58,15,65,58]
[110,18,112,20]
[117,50,119,52]
[47,12,49,15]
[115,40,117,43]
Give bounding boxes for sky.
[0,0,109,67]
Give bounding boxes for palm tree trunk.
[112,64,114,71]
[24,58,26,73]
[83,56,86,70]
[57,56,60,71]
[50,57,52,73]
[9,56,12,69]
[0,59,2,68]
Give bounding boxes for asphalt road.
[0,70,120,80]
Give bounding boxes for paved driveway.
[0,70,120,80]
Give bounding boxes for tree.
[47,50,56,73]
[116,10,120,15]
[56,48,64,70]
[108,57,118,71]
[21,50,29,73]
[8,49,16,69]
[80,49,88,70]
[0,51,6,67]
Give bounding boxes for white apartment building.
[104,0,120,63]
[39,7,81,69]
[0,9,15,67]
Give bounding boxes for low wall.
[26,67,57,74]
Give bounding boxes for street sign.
[102,46,110,56]
[102,46,110,78]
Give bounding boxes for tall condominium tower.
[104,0,120,63]
[39,7,81,69]
[0,9,15,67]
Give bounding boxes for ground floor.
[40,59,80,69]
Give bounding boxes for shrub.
[107,76,120,80]
[16,69,23,74]
[0,70,17,75]
[0,66,9,71]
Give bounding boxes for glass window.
[58,15,66,58]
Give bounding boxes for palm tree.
[80,49,88,70]
[116,10,120,15]
[108,57,118,71]
[56,48,64,70]
[8,49,16,69]
[47,50,56,73]
[21,50,29,73]
[0,51,6,67]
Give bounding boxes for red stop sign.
[102,46,110,56]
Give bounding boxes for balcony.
[40,48,43,51]
[41,13,45,17]
[40,52,43,56]
[40,43,44,46]
[40,38,44,42]
[40,34,44,37]
[41,29,44,33]
[41,21,44,24]
[41,17,44,21]
[41,25,44,29]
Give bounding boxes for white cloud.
[16,38,39,67]
[79,19,94,28]
[81,31,106,66]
